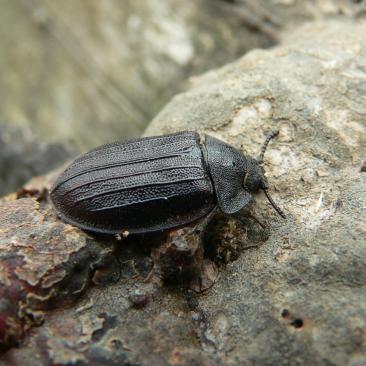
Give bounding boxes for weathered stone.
[0,197,119,350]
[0,19,365,366]
[145,20,366,366]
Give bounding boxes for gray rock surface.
[145,19,366,366]
[0,19,365,366]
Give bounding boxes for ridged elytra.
[50,131,285,234]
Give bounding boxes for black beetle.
[50,131,285,234]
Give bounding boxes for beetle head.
[244,158,268,193]
[205,132,285,217]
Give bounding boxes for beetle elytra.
[50,131,285,234]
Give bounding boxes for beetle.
[50,130,285,234]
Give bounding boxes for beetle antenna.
[263,189,286,219]
[257,130,279,164]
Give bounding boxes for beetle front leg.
[245,212,267,230]
[229,210,271,247]
[230,209,267,230]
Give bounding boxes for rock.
[0,19,365,366]
[145,20,366,366]
[0,197,119,351]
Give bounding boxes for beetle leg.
[231,211,267,230]
[246,213,267,229]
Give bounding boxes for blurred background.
[0,0,364,195]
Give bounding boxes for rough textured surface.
[0,193,120,350]
[0,19,365,366]
[145,20,366,366]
